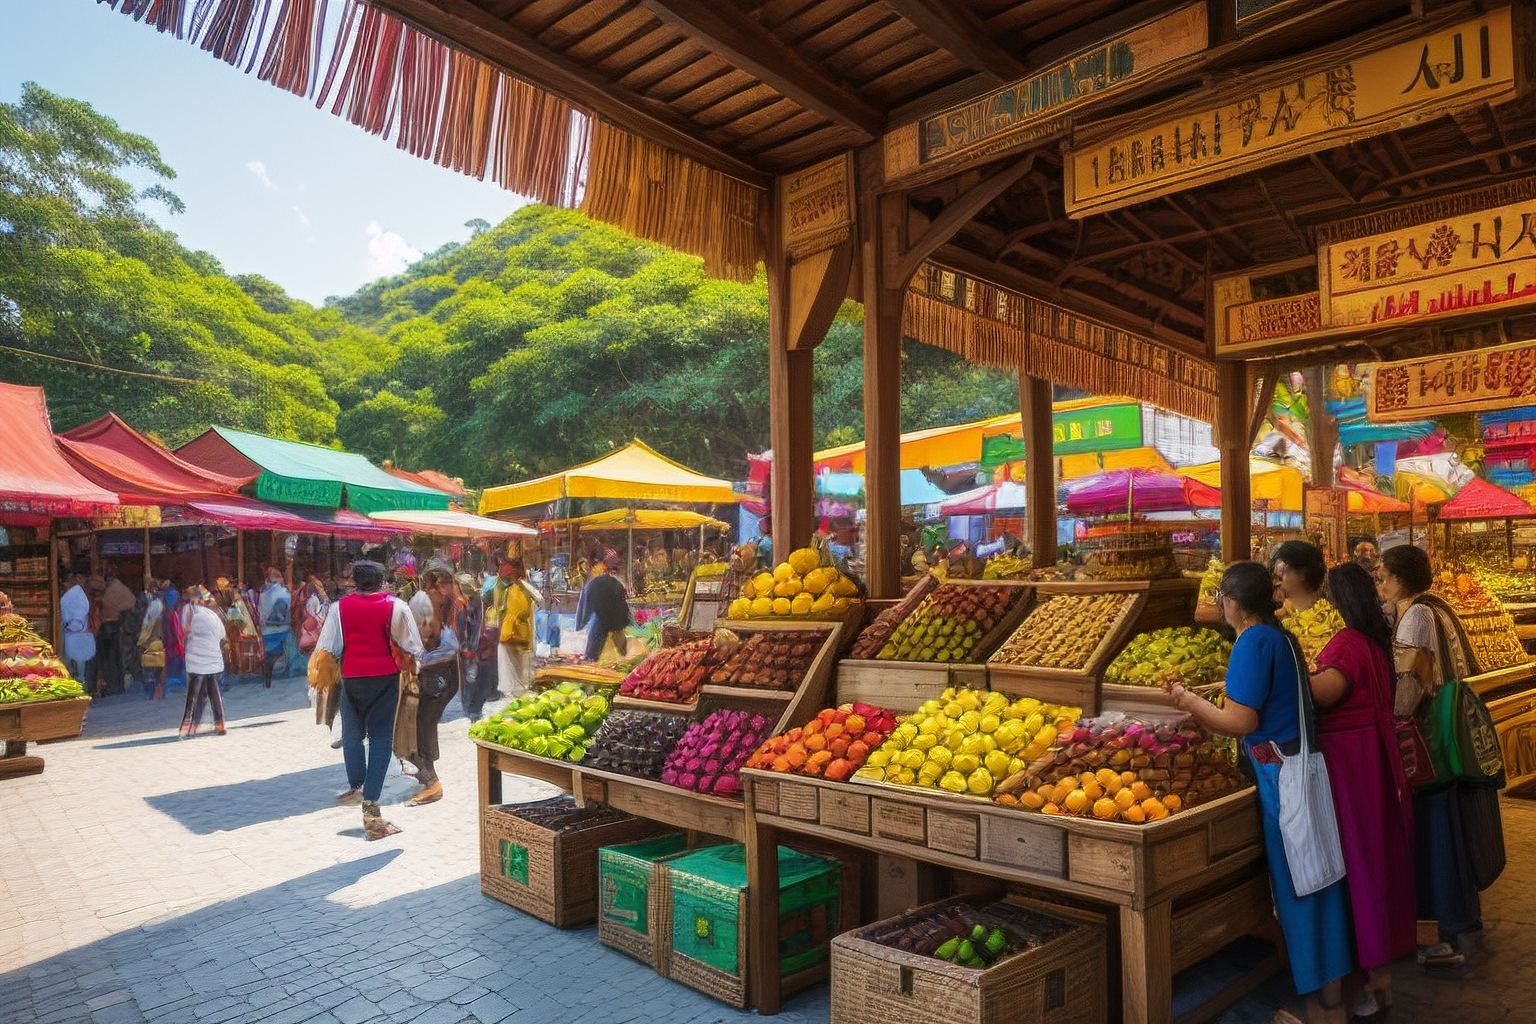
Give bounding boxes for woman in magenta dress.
[1310,562,1416,1016]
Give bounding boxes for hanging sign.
[1367,337,1536,422]
[882,5,1207,183]
[1053,403,1144,455]
[1319,177,1536,330]
[781,153,852,260]
[1065,6,1520,217]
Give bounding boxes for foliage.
[0,84,1020,488]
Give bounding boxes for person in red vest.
[315,560,424,841]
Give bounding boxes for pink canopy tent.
[1434,477,1535,520]
[1063,468,1221,516]
[939,480,1029,515]
[0,382,118,518]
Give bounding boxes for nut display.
[582,708,693,780]
[746,703,898,781]
[990,593,1133,670]
[875,584,1020,663]
[709,629,824,690]
[1103,627,1231,688]
[853,687,1080,798]
[995,714,1247,822]
[618,639,715,703]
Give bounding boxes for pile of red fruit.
[660,709,773,797]
[746,703,899,782]
[619,640,714,703]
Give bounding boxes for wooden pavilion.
[105,1,1536,1020]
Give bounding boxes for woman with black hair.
[1170,561,1353,1024]
[1380,543,1502,958]
[1270,540,1328,611]
[1309,562,1416,1015]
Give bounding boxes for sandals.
[362,801,401,841]
[335,787,363,806]
[407,781,443,806]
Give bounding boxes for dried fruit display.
[726,546,859,619]
[875,585,1020,663]
[618,639,714,703]
[857,899,1074,970]
[746,703,899,781]
[990,593,1133,670]
[468,683,610,762]
[982,555,1029,580]
[1103,627,1231,688]
[1278,597,1344,670]
[995,715,1247,822]
[582,708,694,780]
[709,630,823,690]
[660,709,774,797]
[854,688,1080,798]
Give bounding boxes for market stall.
[0,598,90,779]
[545,508,731,614]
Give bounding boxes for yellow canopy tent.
[1178,459,1305,511]
[480,440,740,513]
[547,508,730,532]
[1058,447,1172,481]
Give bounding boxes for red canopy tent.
[57,414,254,503]
[0,383,118,519]
[1434,477,1535,520]
[383,464,466,498]
[181,498,396,540]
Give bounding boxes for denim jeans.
[340,674,399,802]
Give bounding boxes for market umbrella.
[1394,453,1475,503]
[1434,477,1535,520]
[1062,468,1221,516]
[939,480,1029,515]
[1343,488,1411,514]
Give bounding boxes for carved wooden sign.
[1367,337,1536,422]
[1066,6,1521,217]
[781,153,852,260]
[882,5,1207,184]
[1319,176,1536,330]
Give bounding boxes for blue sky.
[0,0,529,304]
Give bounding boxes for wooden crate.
[711,619,844,733]
[598,832,722,976]
[985,589,1145,714]
[830,893,1106,1024]
[0,697,91,743]
[478,798,664,927]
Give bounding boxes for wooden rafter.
[640,0,884,136]
[881,0,1026,80]
[890,156,1038,285]
[370,0,771,184]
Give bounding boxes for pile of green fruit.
[876,584,1017,663]
[468,682,610,762]
[0,674,84,705]
[1103,627,1231,688]
[858,899,1073,971]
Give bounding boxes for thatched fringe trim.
[903,287,1218,424]
[99,0,327,95]
[582,123,763,282]
[109,0,189,38]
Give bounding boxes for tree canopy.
[0,84,1019,488]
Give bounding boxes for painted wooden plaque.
[1066,7,1520,216]
[1367,337,1536,422]
[781,153,852,260]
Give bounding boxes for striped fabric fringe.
[100,0,763,276]
[582,123,763,282]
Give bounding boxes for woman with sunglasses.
[1171,561,1353,1024]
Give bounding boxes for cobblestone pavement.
[2,675,1531,1024]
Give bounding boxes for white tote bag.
[1270,641,1347,897]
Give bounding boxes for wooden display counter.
[0,697,90,779]
[1469,661,1536,783]
[743,771,1272,1024]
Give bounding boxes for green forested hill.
[0,84,1018,487]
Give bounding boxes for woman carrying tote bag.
[1170,562,1354,1024]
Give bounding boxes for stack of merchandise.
[1433,569,1529,670]
[1076,525,1178,580]
[0,608,84,705]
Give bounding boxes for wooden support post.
[1120,900,1175,1024]
[477,745,502,809]
[747,817,781,1014]
[1217,362,1253,562]
[1019,373,1056,568]
[236,530,245,587]
[860,168,906,599]
[1301,365,1337,489]
[48,533,62,654]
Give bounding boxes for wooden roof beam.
[639,0,884,136]
[1009,240,1206,331]
[881,0,1027,81]
[371,0,770,185]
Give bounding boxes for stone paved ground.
[1,675,1531,1024]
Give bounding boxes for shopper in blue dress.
[1170,561,1354,1024]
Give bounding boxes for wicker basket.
[598,833,690,975]
[666,844,843,1008]
[830,894,1105,1024]
[478,797,664,928]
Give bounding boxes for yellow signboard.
[1367,337,1536,422]
[1066,7,1519,217]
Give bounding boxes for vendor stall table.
[0,697,90,778]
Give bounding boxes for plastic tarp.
[1063,468,1221,516]
[1344,489,1411,514]
[1179,459,1304,511]
[183,497,396,539]
[57,413,253,504]
[1060,447,1172,481]
[939,480,1029,515]
[545,508,729,532]
[1435,477,1535,520]
[366,508,536,537]
[0,383,119,516]
[480,440,739,513]
[815,413,1022,474]
[809,470,952,507]
[177,426,450,513]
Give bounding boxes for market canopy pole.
[1216,362,1253,562]
[859,154,906,600]
[1019,373,1056,568]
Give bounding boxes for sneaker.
[335,787,363,806]
[1417,942,1465,967]
[330,737,344,749]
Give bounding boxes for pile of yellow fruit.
[981,555,1029,580]
[1197,557,1226,606]
[853,687,1080,798]
[1278,597,1345,669]
[727,547,859,619]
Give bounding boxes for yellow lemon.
[790,593,814,616]
[771,597,792,616]
[966,767,993,795]
[787,547,820,576]
[939,771,967,793]
[774,577,802,598]
[773,562,795,582]
[984,750,1011,777]
[749,597,773,617]
[753,572,775,594]
[727,598,751,619]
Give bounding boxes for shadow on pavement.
[73,678,313,741]
[145,765,347,835]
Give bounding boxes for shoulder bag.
[1272,638,1348,897]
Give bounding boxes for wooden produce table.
[0,696,91,778]
[744,772,1274,1024]
[1469,661,1536,783]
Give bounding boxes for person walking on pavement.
[455,573,486,720]
[497,557,536,695]
[576,550,631,662]
[257,566,292,688]
[178,586,228,737]
[60,576,96,690]
[96,567,135,697]
[137,579,169,700]
[315,561,423,840]
[406,568,460,805]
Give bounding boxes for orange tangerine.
[1142,797,1170,821]
[1130,781,1153,801]
[1041,802,1062,815]
[1096,768,1120,791]
[1050,782,1076,806]
[1163,793,1184,812]
[1078,771,1097,788]
[1121,804,1146,823]
[1020,792,1045,810]
[1063,789,1090,815]
[1092,797,1119,820]
[1082,779,1104,801]
[1121,771,1138,787]
[1114,788,1138,810]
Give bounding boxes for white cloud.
[365,220,421,277]
[247,161,278,191]
[293,206,311,228]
